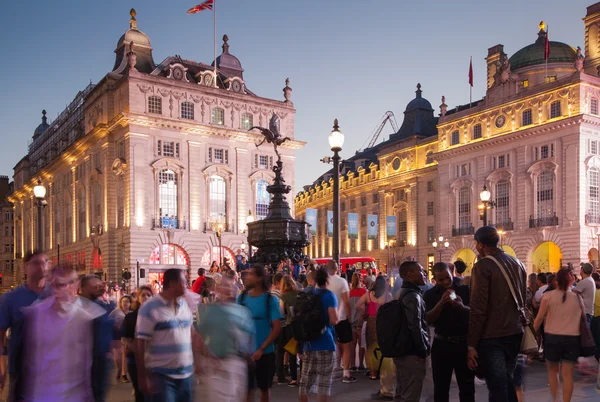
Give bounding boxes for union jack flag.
[187,0,213,14]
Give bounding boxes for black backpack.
[291,289,326,342]
[376,290,413,358]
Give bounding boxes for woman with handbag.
[534,268,581,402]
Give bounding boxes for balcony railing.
[452,225,475,237]
[585,214,600,225]
[494,221,514,231]
[152,216,186,230]
[204,222,231,232]
[529,214,558,228]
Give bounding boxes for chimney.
[485,45,504,89]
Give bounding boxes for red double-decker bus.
[313,257,378,275]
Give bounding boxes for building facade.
[0,176,14,291]
[10,10,303,286]
[296,3,600,275]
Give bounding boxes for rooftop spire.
[130,8,137,30]
[41,109,47,124]
[222,34,230,54]
[416,83,422,98]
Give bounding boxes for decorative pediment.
[249,169,275,183]
[167,63,190,83]
[584,154,600,170]
[527,159,557,179]
[486,168,513,184]
[203,164,234,178]
[225,77,246,94]
[450,177,474,190]
[151,157,185,172]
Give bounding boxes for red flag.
[187,0,213,14]
[544,26,550,60]
[468,57,473,87]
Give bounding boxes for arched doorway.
[588,248,598,268]
[452,248,477,276]
[502,245,517,258]
[147,244,190,291]
[201,246,236,268]
[531,242,562,273]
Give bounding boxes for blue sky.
[0,0,592,190]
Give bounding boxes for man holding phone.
[423,262,474,402]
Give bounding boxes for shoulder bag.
[484,256,538,354]
[576,294,597,357]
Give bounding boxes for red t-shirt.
[191,276,206,294]
[350,287,367,298]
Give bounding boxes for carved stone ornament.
[167,63,190,83]
[283,78,292,102]
[575,46,585,72]
[111,158,126,176]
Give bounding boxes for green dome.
[509,30,577,70]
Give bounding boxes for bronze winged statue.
[249,113,290,162]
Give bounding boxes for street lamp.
[479,185,495,227]
[217,224,224,266]
[246,210,254,259]
[241,242,247,256]
[386,239,396,272]
[432,235,449,262]
[33,179,46,252]
[328,119,344,266]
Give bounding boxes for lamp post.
[33,179,46,252]
[328,119,345,266]
[217,224,223,266]
[432,234,449,262]
[479,185,495,227]
[246,210,254,259]
[387,239,396,272]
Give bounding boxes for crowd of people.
[0,225,599,402]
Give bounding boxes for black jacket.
[397,282,430,357]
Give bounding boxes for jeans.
[591,316,600,361]
[478,333,522,402]
[126,356,144,402]
[147,374,192,402]
[431,339,475,402]
[394,355,427,402]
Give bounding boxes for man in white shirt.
[533,272,548,308]
[575,263,596,326]
[326,260,356,384]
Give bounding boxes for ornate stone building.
[10,10,303,286]
[296,3,600,274]
[0,176,14,291]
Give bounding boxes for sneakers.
[342,375,357,383]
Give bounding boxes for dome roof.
[405,84,433,112]
[116,28,152,50]
[509,27,577,71]
[212,35,244,78]
[33,110,49,138]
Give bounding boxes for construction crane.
[362,111,399,151]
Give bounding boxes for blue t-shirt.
[303,288,338,352]
[196,303,255,358]
[0,285,41,373]
[237,292,282,354]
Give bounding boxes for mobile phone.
[449,292,457,301]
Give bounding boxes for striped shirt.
[136,294,194,379]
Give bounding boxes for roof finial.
[416,83,422,98]
[283,78,292,102]
[130,8,137,30]
[539,21,546,32]
[222,34,229,53]
[42,110,47,124]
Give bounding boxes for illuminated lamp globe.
[33,179,46,200]
[480,185,491,202]
[246,209,255,224]
[432,241,438,248]
[328,119,344,151]
[444,241,449,248]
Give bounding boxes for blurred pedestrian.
[109,295,132,383]
[280,275,300,386]
[574,263,596,326]
[592,272,600,361]
[348,272,367,373]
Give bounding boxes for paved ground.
[107,359,600,401]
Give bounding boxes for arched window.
[117,176,125,228]
[458,186,471,229]
[93,182,102,225]
[78,188,86,240]
[589,167,600,222]
[65,196,73,245]
[398,209,407,244]
[537,171,554,219]
[256,180,270,220]
[148,244,189,265]
[212,107,224,125]
[241,113,253,130]
[209,175,227,225]
[148,96,162,115]
[181,101,194,120]
[495,180,510,226]
[158,169,178,228]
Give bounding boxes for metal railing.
[494,221,514,231]
[529,214,558,228]
[204,222,230,232]
[152,216,186,230]
[452,225,475,237]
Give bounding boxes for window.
[149,244,189,265]
[212,107,224,125]
[550,100,561,119]
[341,202,346,212]
[593,141,598,155]
[427,181,434,192]
[472,124,482,140]
[589,167,600,220]
[495,180,510,225]
[457,163,470,177]
[259,155,269,169]
[425,151,434,164]
[93,182,101,224]
[116,176,124,228]
[522,109,532,126]
[256,180,270,220]
[427,226,435,243]
[181,101,194,120]
[540,145,549,159]
[458,186,471,229]
[361,196,367,206]
[427,201,434,216]
[398,209,407,243]
[350,200,356,209]
[361,214,367,227]
[396,189,406,201]
[521,79,529,88]
[65,197,72,245]
[592,98,599,116]
[78,188,86,240]
[373,193,379,203]
[209,147,228,164]
[545,76,557,83]
[498,155,506,169]
[158,169,178,226]
[209,175,227,225]
[537,171,554,219]
[148,96,162,114]
[241,113,253,130]
[451,130,460,145]
[54,202,61,236]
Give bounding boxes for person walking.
[237,264,282,402]
[592,272,600,362]
[424,262,474,402]
[195,275,255,402]
[121,286,154,402]
[0,251,48,402]
[191,268,207,294]
[325,260,356,383]
[574,263,596,326]
[280,275,300,386]
[467,226,527,402]
[348,272,367,372]
[135,269,194,402]
[298,268,339,402]
[109,295,132,383]
[534,268,582,402]
[393,261,430,402]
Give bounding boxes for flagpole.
[469,56,472,108]
[213,0,217,84]
[545,25,548,82]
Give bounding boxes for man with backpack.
[298,267,339,402]
[237,264,282,402]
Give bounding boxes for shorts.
[299,351,335,396]
[544,334,580,364]
[335,319,353,344]
[248,353,275,392]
